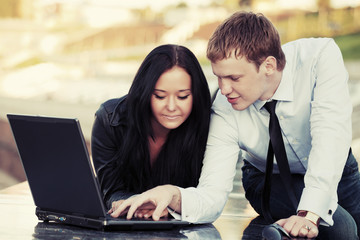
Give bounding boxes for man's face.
[211,54,269,111]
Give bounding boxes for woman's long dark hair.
[117,44,211,193]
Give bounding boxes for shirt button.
[303,157,308,161]
[279,116,284,120]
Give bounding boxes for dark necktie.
[261,100,298,223]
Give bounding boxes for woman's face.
[150,66,193,134]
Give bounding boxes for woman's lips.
[163,115,180,120]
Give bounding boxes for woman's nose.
[166,96,176,111]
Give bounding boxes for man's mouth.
[227,97,239,104]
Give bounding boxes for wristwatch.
[297,210,320,227]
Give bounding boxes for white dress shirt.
[178,38,352,225]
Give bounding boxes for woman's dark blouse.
[91,96,133,208]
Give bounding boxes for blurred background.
[0,0,359,195]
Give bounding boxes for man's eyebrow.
[215,74,243,78]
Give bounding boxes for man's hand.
[108,185,181,221]
[276,215,319,239]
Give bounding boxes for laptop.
[7,114,190,230]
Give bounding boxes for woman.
[91,44,211,219]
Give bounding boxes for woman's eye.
[178,95,190,100]
[154,94,165,99]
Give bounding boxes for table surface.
[0,182,270,240]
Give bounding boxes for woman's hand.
[109,185,181,221]
[109,200,169,219]
[276,215,319,239]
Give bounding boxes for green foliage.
[14,57,43,69]
[334,32,360,60]
[176,2,187,8]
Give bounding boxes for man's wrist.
[167,185,181,214]
[297,210,320,227]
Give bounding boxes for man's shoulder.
[283,37,335,52]
[282,38,338,66]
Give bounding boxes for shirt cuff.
[178,187,196,222]
[297,187,337,226]
[178,186,228,223]
[167,208,182,220]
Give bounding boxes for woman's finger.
[126,197,153,219]
[111,199,133,218]
[142,209,154,219]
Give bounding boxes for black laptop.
[7,114,190,230]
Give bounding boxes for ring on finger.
[303,225,311,231]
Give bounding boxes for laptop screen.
[7,114,107,219]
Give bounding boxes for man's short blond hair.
[207,11,285,71]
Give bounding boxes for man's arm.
[297,38,352,226]
[179,95,242,223]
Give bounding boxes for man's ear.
[264,56,277,76]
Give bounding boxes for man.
[110,11,360,239]
[203,11,359,239]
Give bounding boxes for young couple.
[91,11,360,239]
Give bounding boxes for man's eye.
[178,95,190,100]
[154,94,165,99]
[231,77,240,81]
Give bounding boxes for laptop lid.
[7,114,107,219]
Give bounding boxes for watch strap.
[297,210,320,227]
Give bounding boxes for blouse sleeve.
[91,103,135,209]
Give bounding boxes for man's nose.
[219,79,232,96]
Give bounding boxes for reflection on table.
[0,181,268,240]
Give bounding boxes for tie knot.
[264,100,277,115]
